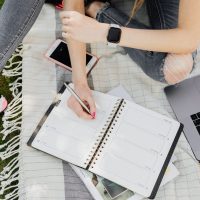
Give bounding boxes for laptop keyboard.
[191,112,200,134]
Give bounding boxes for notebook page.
[89,99,180,197]
[31,88,120,168]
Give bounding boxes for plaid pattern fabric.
[19,1,200,200]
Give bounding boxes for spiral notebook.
[27,83,183,199]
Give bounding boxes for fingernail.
[62,32,66,37]
[92,112,96,119]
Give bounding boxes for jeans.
[0,0,192,83]
[0,0,45,71]
[96,0,182,83]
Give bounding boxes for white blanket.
[16,1,200,200]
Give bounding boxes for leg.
[0,0,45,71]
[87,1,167,82]
[147,0,194,84]
[163,53,193,84]
[88,1,194,84]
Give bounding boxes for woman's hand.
[60,11,109,43]
[67,83,96,120]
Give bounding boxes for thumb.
[62,32,71,39]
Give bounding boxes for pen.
[64,83,93,116]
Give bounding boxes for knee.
[163,53,193,85]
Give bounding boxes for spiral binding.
[85,99,126,169]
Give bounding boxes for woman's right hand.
[67,83,96,120]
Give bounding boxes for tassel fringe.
[0,44,23,199]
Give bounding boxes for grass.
[0,0,12,160]
[0,75,13,173]
[0,0,13,106]
[0,0,3,8]
[0,0,21,198]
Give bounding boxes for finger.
[60,11,72,19]
[68,98,93,120]
[62,18,70,25]
[73,100,93,120]
[86,95,96,119]
[62,25,71,32]
[83,100,90,109]
[62,32,71,39]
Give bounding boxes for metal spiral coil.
[84,99,123,168]
[88,99,126,169]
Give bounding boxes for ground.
[0,1,20,198]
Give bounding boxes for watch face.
[107,27,122,43]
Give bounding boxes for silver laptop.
[164,75,200,162]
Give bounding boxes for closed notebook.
[27,83,183,199]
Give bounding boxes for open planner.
[27,83,183,199]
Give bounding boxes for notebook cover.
[27,83,67,147]
[149,123,183,199]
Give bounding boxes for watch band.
[107,24,121,47]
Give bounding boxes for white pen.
[64,83,93,117]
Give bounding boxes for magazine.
[71,154,179,200]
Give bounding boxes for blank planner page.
[31,89,120,168]
[89,99,180,197]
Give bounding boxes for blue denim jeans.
[0,0,45,71]
[0,0,194,83]
[96,0,181,83]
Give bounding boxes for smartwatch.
[107,24,122,47]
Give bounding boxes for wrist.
[72,66,88,86]
[72,76,88,87]
[74,82,90,92]
[97,22,109,43]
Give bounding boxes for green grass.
[0,74,13,172]
[0,0,3,8]
[0,0,12,151]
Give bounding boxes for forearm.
[63,0,87,85]
[119,27,198,54]
[94,22,198,54]
[62,0,200,55]
[117,0,200,54]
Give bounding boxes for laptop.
[164,75,200,162]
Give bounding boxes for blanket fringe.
[0,45,22,199]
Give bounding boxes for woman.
[60,0,200,119]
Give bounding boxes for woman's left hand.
[60,11,109,43]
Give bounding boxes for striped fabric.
[19,1,200,200]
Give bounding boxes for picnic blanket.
[1,1,200,199]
